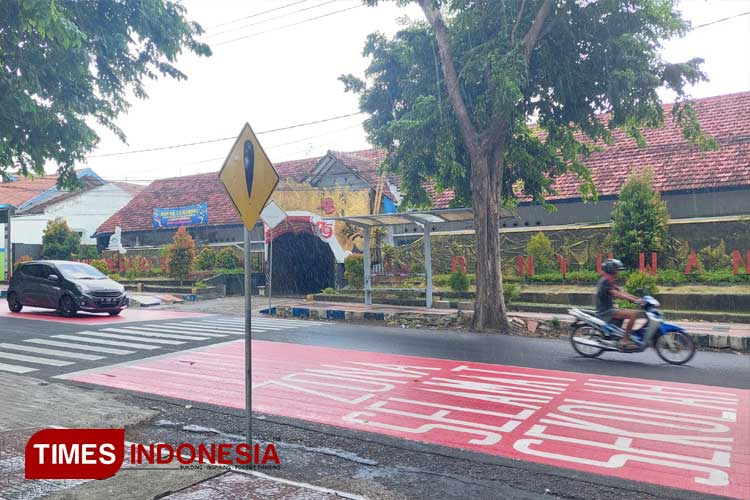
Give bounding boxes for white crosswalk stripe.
[0,315,320,374]
[53,334,162,350]
[0,343,104,361]
[24,339,135,355]
[119,326,229,338]
[0,351,74,366]
[101,327,213,341]
[69,331,185,345]
[0,362,37,374]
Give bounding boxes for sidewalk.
[267,300,750,352]
[0,373,361,500]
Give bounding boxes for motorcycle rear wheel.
[654,331,696,365]
[570,325,605,358]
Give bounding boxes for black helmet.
[603,259,625,275]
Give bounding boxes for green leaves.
[345,0,714,210]
[0,0,210,187]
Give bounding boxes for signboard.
[152,202,208,228]
[218,123,279,231]
[261,201,286,229]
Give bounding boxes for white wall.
[10,183,135,245]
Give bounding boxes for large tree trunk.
[470,148,509,332]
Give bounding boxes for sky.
[77,0,750,183]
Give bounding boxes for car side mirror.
[48,274,59,281]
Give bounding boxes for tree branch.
[418,0,479,153]
[521,0,555,61]
[510,0,527,44]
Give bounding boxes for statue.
[107,226,126,254]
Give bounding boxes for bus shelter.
[327,207,514,308]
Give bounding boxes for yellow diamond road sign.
[218,123,280,231]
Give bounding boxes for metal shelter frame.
[327,207,514,308]
[0,204,15,281]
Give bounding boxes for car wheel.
[108,309,122,316]
[7,292,23,313]
[59,295,77,318]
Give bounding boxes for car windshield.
[56,263,107,280]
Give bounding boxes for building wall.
[11,183,135,245]
[390,188,750,236]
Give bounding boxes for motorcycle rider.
[596,259,643,350]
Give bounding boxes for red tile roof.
[97,92,750,234]
[544,91,750,201]
[0,175,59,207]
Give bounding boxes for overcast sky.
[78,0,750,183]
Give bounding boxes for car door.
[19,264,43,306]
[37,264,63,308]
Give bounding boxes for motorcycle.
[568,296,696,365]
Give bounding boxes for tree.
[41,218,80,260]
[165,227,196,284]
[344,0,714,331]
[610,168,669,267]
[526,232,555,273]
[0,1,210,184]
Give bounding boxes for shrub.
[699,240,731,270]
[526,232,555,273]
[108,273,123,282]
[321,287,336,295]
[411,260,425,274]
[503,282,520,303]
[14,255,32,270]
[449,269,469,292]
[196,248,217,270]
[41,218,80,260]
[657,269,686,285]
[165,227,196,283]
[215,247,242,269]
[610,169,669,267]
[625,271,659,297]
[76,245,98,260]
[89,259,110,275]
[564,270,600,283]
[344,254,364,288]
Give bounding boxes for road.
[2,304,749,500]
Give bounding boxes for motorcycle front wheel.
[570,324,605,358]
[654,331,696,365]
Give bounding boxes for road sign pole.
[244,227,252,445]
[268,235,273,313]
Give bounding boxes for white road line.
[177,321,282,331]
[0,362,38,374]
[25,339,135,355]
[53,335,161,350]
[159,322,244,332]
[117,326,229,338]
[0,343,104,361]
[70,331,184,345]
[101,328,212,341]
[0,351,74,367]
[147,324,247,334]
[186,320,245,328]
[252,319,325,327]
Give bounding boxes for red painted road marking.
[60,340,750,498]
[0,302,209,324]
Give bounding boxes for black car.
[7,260,128,317]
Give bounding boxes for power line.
[204,1,311,30]
[203,0,339,40]
[86,112,364,158]
[213,4,364,47]
[692,11,749,29]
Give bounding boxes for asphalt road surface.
[3,306,749,500]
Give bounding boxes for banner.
[152,202,208,228]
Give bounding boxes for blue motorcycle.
[569,296,696,365]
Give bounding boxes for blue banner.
[152,202,208,228]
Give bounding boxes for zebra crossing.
[0,316,324,375]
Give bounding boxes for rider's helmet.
[602,258,625,275]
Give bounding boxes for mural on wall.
[269,180,372,256]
